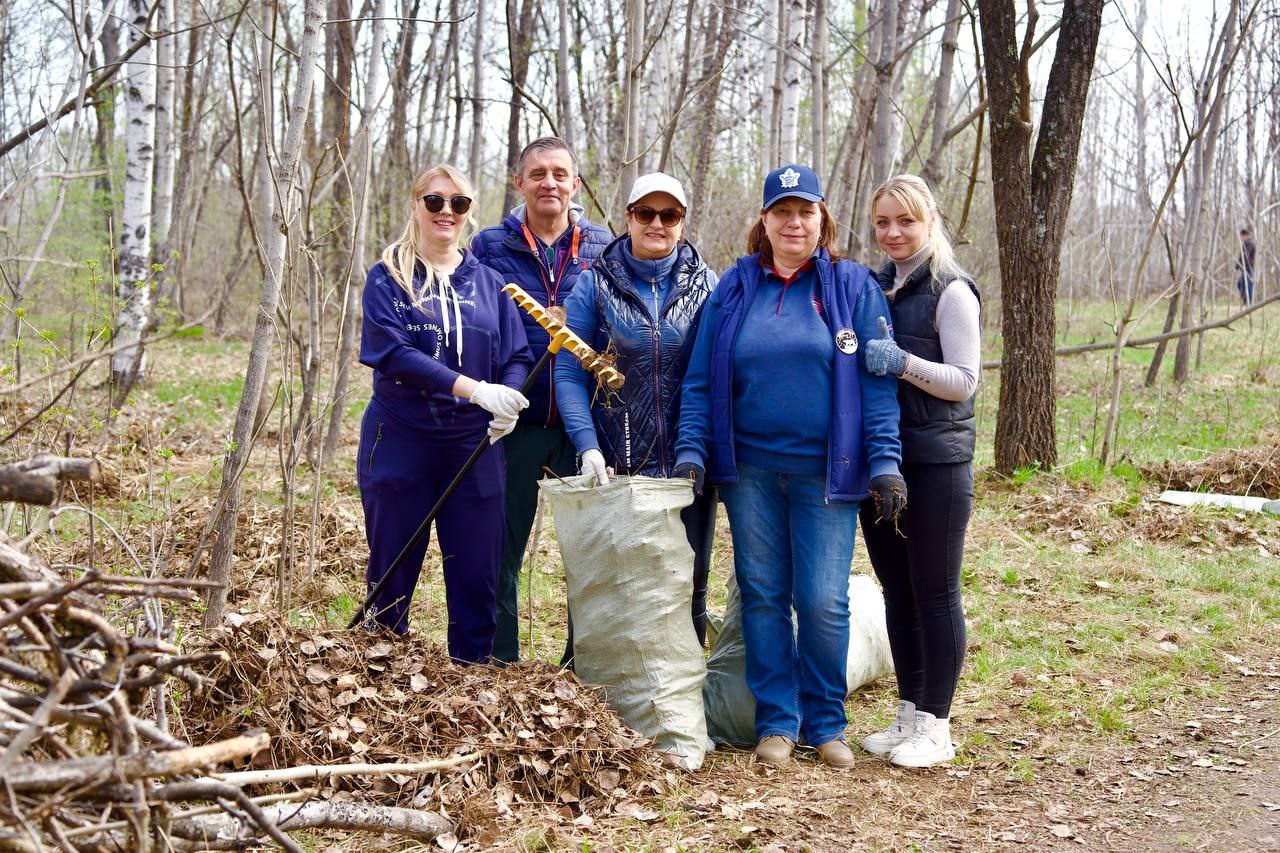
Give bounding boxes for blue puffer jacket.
[554,235,717,476]
[471,203,612,425]
[675,249,902,502]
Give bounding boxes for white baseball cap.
[627,172,689,209]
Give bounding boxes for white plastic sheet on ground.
[538,474,708,770]
[703,572,894,747]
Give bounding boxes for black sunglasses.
[628,205,685,227]
[421,193,473,214]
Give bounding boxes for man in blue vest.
[472,137,612,663]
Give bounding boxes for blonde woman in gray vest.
[858,174,981,768]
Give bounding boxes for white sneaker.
[860,700,916,756]
[888,711,955,768]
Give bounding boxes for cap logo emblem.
[779,168,801,188]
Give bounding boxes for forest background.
[0,0,1278,848]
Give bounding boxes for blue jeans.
[721,461,856,746]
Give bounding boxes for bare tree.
[205,0,325,627]
[979,0,1105,473]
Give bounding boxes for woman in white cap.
[554,172,719,645]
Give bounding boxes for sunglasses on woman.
[628,204,685,227]
[421,193,473,214]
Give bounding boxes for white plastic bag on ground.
[703,572,894,747]
[538,474,708,770]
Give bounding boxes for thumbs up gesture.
[864,316,908,377]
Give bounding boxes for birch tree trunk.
[110,0,158,406]
[778,0,805,163]
[979,0,1105,473]
[204,0,324,627]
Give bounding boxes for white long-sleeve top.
[887,248,981,402]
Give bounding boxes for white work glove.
[579,448,612,486]
[487,411,518,444]
[470,380,528,420]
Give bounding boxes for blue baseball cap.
[762,164,824,209]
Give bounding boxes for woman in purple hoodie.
[357,165,533,663]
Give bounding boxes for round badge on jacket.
[835,328,858,354]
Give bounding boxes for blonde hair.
[380,164,478,308]
[869,174,968,289]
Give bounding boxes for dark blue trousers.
[357,398,506,663]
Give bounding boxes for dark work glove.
[671,462,705,497]
[868,473,908,524]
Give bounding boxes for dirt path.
[559,670,1280,850]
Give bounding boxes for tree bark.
[110,0,159,406]
[921,0,964,186]
[204,0,324,627]
[556,0,574,148]
[502,0,535,212]
[152,0,176,271]
[468,0,486,176]
[1172,0,1241,383]
[979,0,1104,474]
[322,0,387,467]
[92,0,120,239]
[619,0,646,196]
[809,0,827,175]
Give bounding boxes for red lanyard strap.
[520,223,580,304]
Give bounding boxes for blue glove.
[864,316,907,377]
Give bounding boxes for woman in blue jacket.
[675,164,906,768]
[554,172,718,645]
[358,164,534,663]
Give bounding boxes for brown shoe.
[754,735,794,765]
[816,738,856,769]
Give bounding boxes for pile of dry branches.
[183,613,669,832]
[0,532,299,850]
[0,455,464,850]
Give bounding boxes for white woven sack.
[703,572,894,747]
[538,474,708,770]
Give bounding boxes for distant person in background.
[357,165,533,663]
[858,174,981,768]
[1237,228,1256,306]
[471,137,612,664]
[554,172,719,646]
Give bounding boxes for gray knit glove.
[864,316,907,377]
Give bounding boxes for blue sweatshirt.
[555,241,676,453]
[733,263,831,476]
[675,250,901,501]
[359,250,534,442]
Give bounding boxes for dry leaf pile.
[1143,442,1280,498]
[182,613,667,830]
[1011,480,1276,556]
